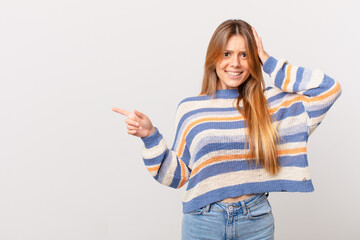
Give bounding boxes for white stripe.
[156,152,173,180]
[308,69,324,89]
[159,151,178,185]
[277,141,305,151]
[142,138,167,159]
[308,115,323,128]
[190,128,247,154]
[165,151,181,182]
[177,98,240,121]
[275,113,308,134]
[192,132,247,157]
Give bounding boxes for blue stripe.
[294,67,305,92]
[141,127,163,148]
[179,95,209,104]
[274,64,286,89]
[186,120,246,147]
[273,101,305,121]
[179,91,240,104]
[143,151,167,166]
[307,106,331,118]
[265,86,273,91]
[279,154,309,167]
[183,180,314,213]
[170,173,181,188]
[262,56,277,74]
[267,91,288,104]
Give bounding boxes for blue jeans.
[181,193,274,240]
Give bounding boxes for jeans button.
[228,205,233,211]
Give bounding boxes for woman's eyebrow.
[225,49,246,53]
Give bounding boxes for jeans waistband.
[211,192,269,214]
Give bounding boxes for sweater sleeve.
[140,102,191,189]
[263,56,342,135]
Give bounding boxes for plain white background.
[0,0,359,239]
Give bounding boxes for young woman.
[113,19,342,240]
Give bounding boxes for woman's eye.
[224,52,230,57]
[241,53,247,57]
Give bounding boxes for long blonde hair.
[200,19,281,175]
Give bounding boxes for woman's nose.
[231,56,240,67]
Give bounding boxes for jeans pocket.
[186,204,209,215]
[187,208,204,215]
[247,199,272,220]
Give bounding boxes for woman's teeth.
[226,71,242,76]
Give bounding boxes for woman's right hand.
[251,27,269,65]
[112,107,156,138]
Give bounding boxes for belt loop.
[205,203,211,213]
[240,201,247,215]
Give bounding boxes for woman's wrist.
[148,127,156,137]
[260,52,270,65]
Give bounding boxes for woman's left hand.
[252,27,270,65]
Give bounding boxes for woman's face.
[215,34,251,90]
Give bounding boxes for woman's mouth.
[226,71,243,79]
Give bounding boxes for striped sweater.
[141,56,342,214]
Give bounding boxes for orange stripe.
[283,65,292,91]
[147,165,160,172]
[178,161,187,188]
[277,147,306,155]
[190,147,306,177]
[309,81,341,102]
[177,115,245,156]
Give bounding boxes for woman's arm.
[252,27,342,135]
[252,27,341,134]
[263,57,342,135]
[112,106,191,189]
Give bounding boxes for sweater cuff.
[263,56,277,75]
[141,127,162,148]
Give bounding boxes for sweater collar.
[215,89,239,98]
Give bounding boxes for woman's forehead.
[225,35,247,51]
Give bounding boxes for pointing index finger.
[112,107,131,117]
